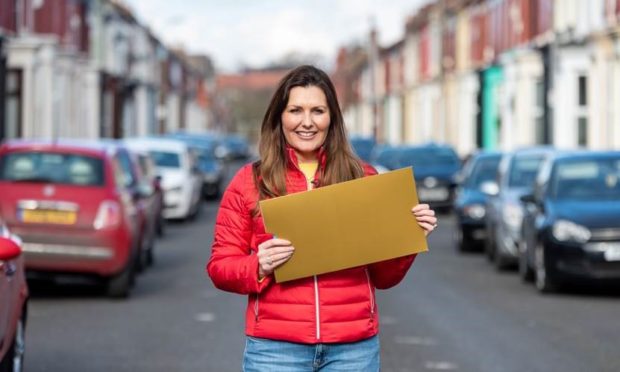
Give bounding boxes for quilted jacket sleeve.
[206,165,273,294]
[362,162,418,289]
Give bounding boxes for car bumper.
[548,240,620,280]
[163,190,191,219]
[10,226,132,277]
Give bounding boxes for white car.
[124,138,202,220]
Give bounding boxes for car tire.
[518,240,534,282]
[454,226,470,253]
[156,214,165,238]
[484,224,495,262]
[0,311,26,372]
[534,242,558,293]
[106,253,136,298]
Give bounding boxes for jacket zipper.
[296,161,322,340]
[365,268,375,316]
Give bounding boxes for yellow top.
[298,161,318,189]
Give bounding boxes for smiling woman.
[207,65,437,372]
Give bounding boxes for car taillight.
[94,200,122,230]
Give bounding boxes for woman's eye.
[313,109,325,114]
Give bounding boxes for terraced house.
[335,0,620,156]
[0,0,215,141]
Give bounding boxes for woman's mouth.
[296,131,317,139]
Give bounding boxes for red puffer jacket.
[207,148,417,344]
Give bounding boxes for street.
[23,165,620,372]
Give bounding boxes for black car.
[520,151,620,292]
[453,151,502,252]
[396,144,461,210]
[484,147,555,269]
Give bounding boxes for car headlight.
[464,204,486,219]
[502,202,523,230]
[552,219,591,243]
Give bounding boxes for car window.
[0,152,104,186]
[552,158,620,200]
[508,155,544,187]
[117,151,136,187]
[150,151,181,168]
[467,157,501,188]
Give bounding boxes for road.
[24,163,620,372]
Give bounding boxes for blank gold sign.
[260,167,428,283]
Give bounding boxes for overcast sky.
[124,0,429,72]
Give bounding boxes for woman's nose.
[301,113,313,127]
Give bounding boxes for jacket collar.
[285,144,327,170]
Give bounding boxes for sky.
[124,0,429,72]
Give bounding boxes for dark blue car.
[453,151,502,252]
[520,151,620,292]
[396,144,461,209]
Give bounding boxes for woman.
[207,65,437,371]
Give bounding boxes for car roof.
[0,138,113,157]
[123,137,189,152]
[550,149,620,162]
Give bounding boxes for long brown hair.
[253,65,364,206]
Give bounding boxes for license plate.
[418,187,449,201]
[604,245,620,261]
[20,209,77,225]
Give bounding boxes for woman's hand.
[412,204,438,237]
[257,238,295,279]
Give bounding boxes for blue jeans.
[242,335,380,372]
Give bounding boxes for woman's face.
[281,85,330,162]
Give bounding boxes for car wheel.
[106,253,136,298]
[494,247,511,271]
[0,312,26,372]
[534,242,558,293]
[454,226,469,253]
[484,224,495,262]
[156,214,165,238]
[518,240,534,282]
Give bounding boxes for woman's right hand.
[257,238,295,279]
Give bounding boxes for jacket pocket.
[254,293,260,321]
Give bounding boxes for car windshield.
[150,151,181,168]
[552,158,620,200]
[398,148,460,168]
[0,151,105,186]
[467,157,501,188]
[508,155,544,187]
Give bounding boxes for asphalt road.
[23,164,620,372]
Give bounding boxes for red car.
[0,139,142,298]
[0,224,28,372]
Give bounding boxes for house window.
[576,74,588,146]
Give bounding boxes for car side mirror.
[0,237,22,261]
[153,175,162,190]
[480,181,499,196]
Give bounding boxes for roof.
[123,137,190,152]
[216,69,290,91]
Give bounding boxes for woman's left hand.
[412,204,438,237]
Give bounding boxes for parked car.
[128,149,164,267]
[484,147,555,270]
[0,139,142,297]
[370,145,401,171]
[520,151,620,292]
[453,151,503,252]
[163,134,225,199]
[133,150,165,238]
[349,136,375,163]
[124,138,202,220]
[221,134,250,160]
[396,143,461,210]
[0,225,28,372]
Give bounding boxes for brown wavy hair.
[252,65,364,208]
